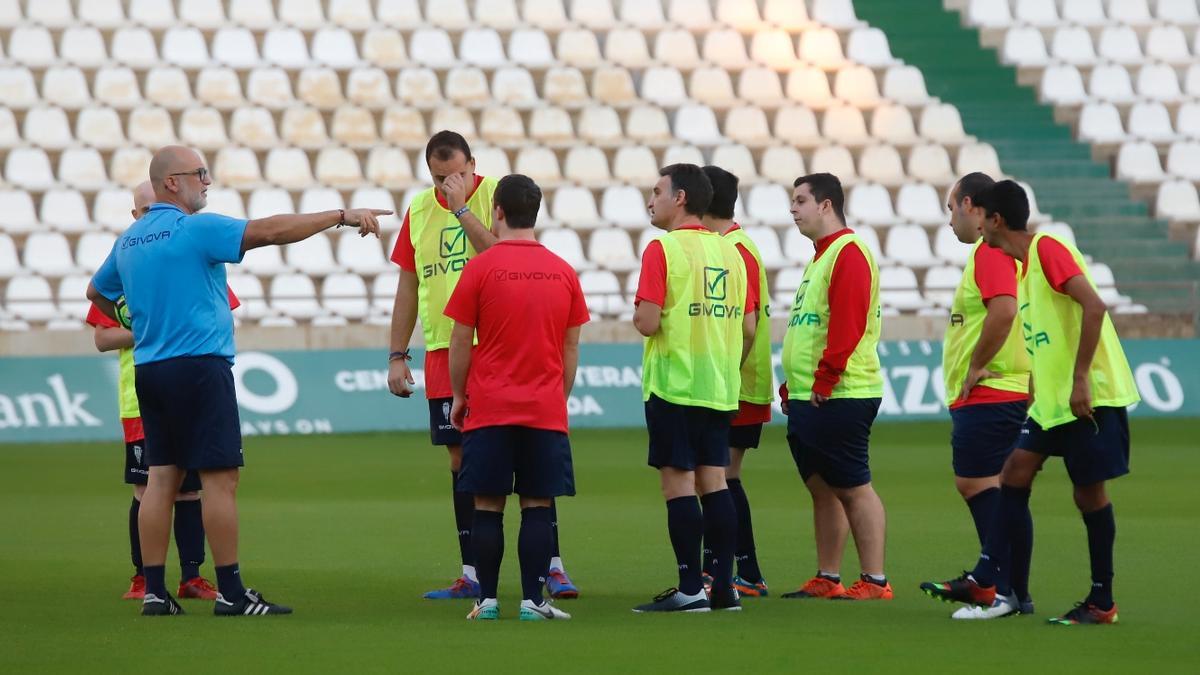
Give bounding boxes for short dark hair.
[702,165,739,219]
[954,172,995,206]
[493,174,541,229]
[659,163,713,216]
[425,130,472,165]
[793,173,845,224]
[974,180,1029,231]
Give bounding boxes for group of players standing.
[88,130,1138,625]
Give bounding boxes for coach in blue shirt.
[88,145,389,617]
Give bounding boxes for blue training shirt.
[92,202,248,365]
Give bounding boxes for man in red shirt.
[938,172,1034,619]
[443,174,589,621]
[386,132,579,600]
[698,165,772,598]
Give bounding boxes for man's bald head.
[131,180,156,220]
[148,145,210,214]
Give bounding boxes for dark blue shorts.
[786,398,881,489]
[1019,407,1130,486]
[428,397,463,447]
[950,401,1027,478]
[645,394,732,470]
[135,356,244,471]
[729,423,763,450]
[125,440,201,491]
[458,425,576,497]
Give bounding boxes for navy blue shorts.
[458,425,576,497]
[428,397,463,447]
[135,356,244,471]
[786,398,881,489]
[125,440,201,491]
[1019,407,1130,486]
[645,394,732,470]
[950,401,1027,478]
[729,423,763,450]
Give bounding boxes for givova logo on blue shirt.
[689,267,741,319]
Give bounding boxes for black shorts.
[428,397,463,447]
[135,356,244,471]
[1019,407,1130,486]
[458,425,576,497]
[645,394,732,470]
[728,423,763,450]
[786,398,881,489]
[950,401,1027,478]
[124,440,202,491]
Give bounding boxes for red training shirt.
[1027,236,1084,292]
[442,239,590,433]
[723,224,771,426]
[809,228,873,399]
[390,174,487,399]
[634,225,754,310]
[85,288,241,442]
[951,243,1029,409]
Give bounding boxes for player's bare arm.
[94,325,133,352]
[959,294,1018,401]
[633,301,662,337]
[441,173,498,253]
[447,321,474,431]
[1063,274,1108,418]
[563,326,581,398]
[240,208,390,254]
[387,270,419,398]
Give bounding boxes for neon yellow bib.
[117,346,139,419]
[1020,233,1140,428]
[942,240,1030,405]
[410,176,497,350]
[782,232,882,399]
[722,226,773,405]
[642,228,747,411]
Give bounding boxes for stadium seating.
[0,0,1147,327]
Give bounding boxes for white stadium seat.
[539,229,591,269]
[846,183,897,226]
[145,68,194,109]
[23,232,77,277]
[6,276,59,322]
[40,189,91,232]
[884,224,938,268]
[322,274,370,320]
[75,233,116,274]
[271,273,324,319]
[587,229,639,272]
[601,186,651,229]
[0,190,39,234]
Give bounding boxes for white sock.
[549,557,565,572]
[866,573,887,584]
[819,570,841,580]
[462,565,478,582]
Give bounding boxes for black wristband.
[388,350,412,362]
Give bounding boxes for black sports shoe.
[142,592,185,616]
[1018,595,1035,615]
[919,571,996,607]
[214,588,293,616]
[632,587,710,613]
[708,585,742,612]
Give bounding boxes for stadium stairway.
[854,0,1200,313]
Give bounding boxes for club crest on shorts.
[133,444,143,464]
[442,401,451,421]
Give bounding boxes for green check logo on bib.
[704,267,728,300]
[439,226,467,258]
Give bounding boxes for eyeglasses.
[168,168,209,182]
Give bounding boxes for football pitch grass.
[3,419,1197,674]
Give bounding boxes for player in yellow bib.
[934,173,1035,620]
[632,164,754,613]
[779,173,892,601]
[922,181,1139,626]
[386,132,579,600]
[697,165,772,598]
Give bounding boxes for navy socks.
[173,499,205,582]
[451,471,474,569]
[129,498,143,575]
[1083,504,1116,610]
[518,507,553,603]
[666,496,704,596]
[472,510,504,600]
[214,563,246,600]
[727,478,762,583]
[701,489,737,591]
[966,487,1000,547]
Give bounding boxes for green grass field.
[2,419,1197,674]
